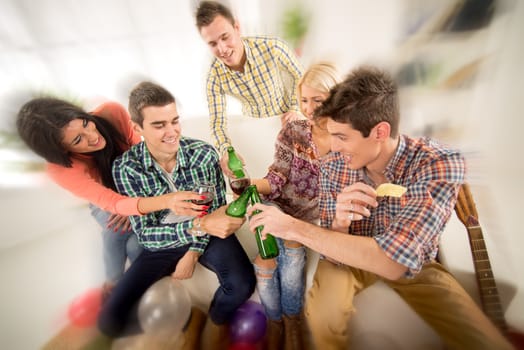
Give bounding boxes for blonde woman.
[251,62,340,349]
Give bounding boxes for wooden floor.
[42,324,111,350]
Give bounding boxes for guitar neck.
[466,225,508,332]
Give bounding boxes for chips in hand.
[376,183,407,197]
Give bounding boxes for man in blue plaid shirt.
[98,81,255,350]
[248,67,512,349]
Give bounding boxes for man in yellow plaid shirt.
[196,1,303,175]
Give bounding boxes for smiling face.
[326,118,381,170]
[134,102,181,159]
[61,118,106,153]
[199,15,245,71]
[300,84,330,122]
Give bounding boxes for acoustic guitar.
[455,183,524,348]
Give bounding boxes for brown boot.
[264,319,284,350]
[200,319,230,350]
[283,314,304,350]
[178,307,207,350]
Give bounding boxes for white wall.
[299,0,402,72]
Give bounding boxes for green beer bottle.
[227,146,246,178]
[249,185,279,259]
[225,185,253,218]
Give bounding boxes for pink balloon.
[68,287,102,327]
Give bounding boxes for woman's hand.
[281,111,304,126]
[171,251,199,280]
[163,191,210,216]
[107,214,131,233]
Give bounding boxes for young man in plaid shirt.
[99,81,255,349]
[248,66,512,349]
[195,1,303,176]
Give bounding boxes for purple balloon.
[230,300,267,343]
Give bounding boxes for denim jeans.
[254,237,307,321]
[90,205,142,283]
[98,234,256,337]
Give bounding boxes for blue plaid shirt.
[112,137,226,253]
[319,135,465,277]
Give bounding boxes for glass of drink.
[229,170,251,196]
[192,182,215,207]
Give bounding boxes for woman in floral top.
[251,62,339,349]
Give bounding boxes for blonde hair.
[297,62,340,116]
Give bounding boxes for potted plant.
[281,5,310,56]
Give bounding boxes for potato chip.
[376,183,407,197]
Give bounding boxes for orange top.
[46,101,143,215]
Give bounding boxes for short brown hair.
[195,1,235,31]
[128,82,175,126]
[315,66,399,138]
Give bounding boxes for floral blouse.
[264,119,321,223]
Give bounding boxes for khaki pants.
[305,259,513,350]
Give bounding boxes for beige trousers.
[305,259,513,350]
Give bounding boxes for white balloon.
[138,277,191,337]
